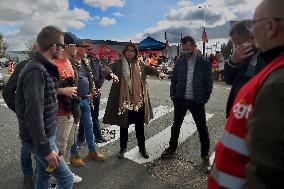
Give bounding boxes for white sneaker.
[72,173,82,183]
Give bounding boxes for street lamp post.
[199,5,209,56]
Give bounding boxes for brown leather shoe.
[69,155,84,167]
[88,151,106,161]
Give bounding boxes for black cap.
[64,32,80,46]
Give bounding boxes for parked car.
[0,61,8,67]
[0,73,4,89]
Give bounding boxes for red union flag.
[202,27,208,43]
[164,32,170,48]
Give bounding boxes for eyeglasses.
[246,17,283,31]
[56,43,66,49]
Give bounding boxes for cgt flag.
[164,32,170,48]
[202,27,208,43]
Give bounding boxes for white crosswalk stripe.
[97,105,174,147]
[0,99,7,107]
[0,97,215,165]
[124,113,214,164]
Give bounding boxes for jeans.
[71,98,96,156]
[77,93,102,141]
[22,134,73,189]
[21,143,33,176]
[169,99,210,157]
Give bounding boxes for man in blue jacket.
[161,36,213,170]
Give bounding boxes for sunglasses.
[56,43,66,48]
[245,17,283,31]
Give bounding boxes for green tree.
[0,33,8,58]
[220,39,233,59]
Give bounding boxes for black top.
[15,52,59,157]
[3,59,29,112]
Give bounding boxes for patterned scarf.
[81,58,96,97]
[71,58,96,97]
[118,57,143,115]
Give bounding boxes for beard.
[184,52,194,58]
[52,49,61,59]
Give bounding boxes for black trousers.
[169,99,210,157]
[120,106,145,150]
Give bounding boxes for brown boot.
[88,151,106,161]
[69,155,84,167]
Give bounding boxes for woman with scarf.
[103,42,161,159]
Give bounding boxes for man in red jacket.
[208,0,284,188]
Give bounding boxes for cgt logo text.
[233,99,253,119]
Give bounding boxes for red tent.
[89,43,120,61]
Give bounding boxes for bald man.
[208,0,284,188]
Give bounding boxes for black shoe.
[77,141,85,149]
[96,137,108,143]
[139,148,149,159]
[161,147,176,158]
[50,183,57,189]
[23,176,34,189]
[117,149,126,159]
[201,155,212,173]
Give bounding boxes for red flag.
[165,32,170,48]
[202,27,208,43]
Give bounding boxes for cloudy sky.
[0,0,262,51]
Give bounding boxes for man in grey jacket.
[161,36,213,171]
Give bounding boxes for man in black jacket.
[161,36,213,170]
[15,26,73,189]
[2,43,38,188]
[224,20,265,117]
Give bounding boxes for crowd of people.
[1,0,284,188]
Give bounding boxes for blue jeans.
[77,93,102,141]
[21,143,33,176]
[71,98,96,156]
[22,134,73,189]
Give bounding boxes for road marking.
[213,86,231,90]
[210,152,215,165]
[100,98,108,105]
[124,113,214,164]
[1,104,7,108]
[0,99,8,108]
[97,105,174,147]
[98,109,106,120]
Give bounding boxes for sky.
[0,0,262,51]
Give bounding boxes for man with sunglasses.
[69,40,106,167]
[77,44,107,147]
[208,0,284,188]
[54,32,82,184]
[15,26,73,189]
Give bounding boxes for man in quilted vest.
[15,26,73,189]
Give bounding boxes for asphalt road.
[0,67,230,189]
